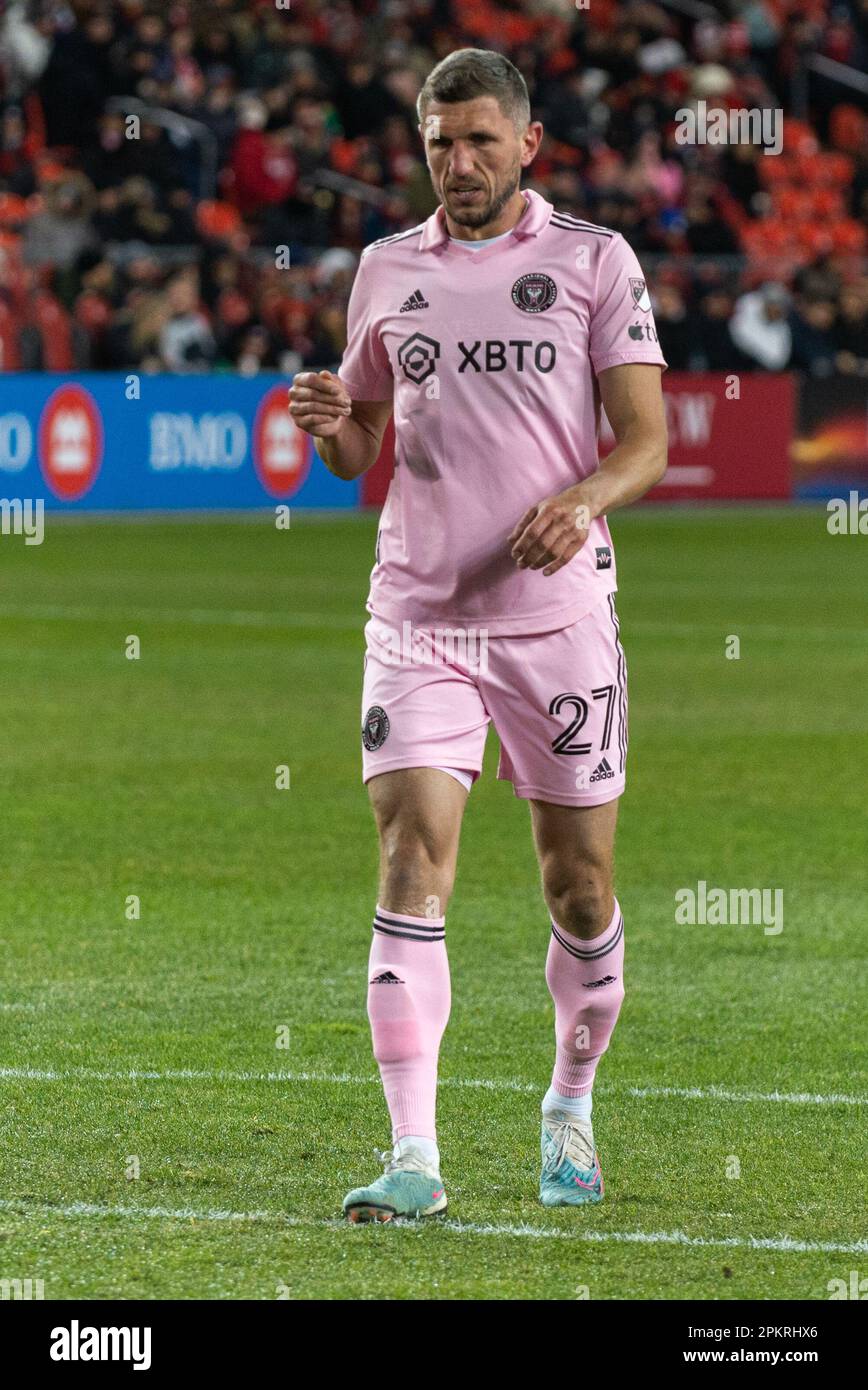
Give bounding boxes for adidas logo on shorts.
[590,757,615,782]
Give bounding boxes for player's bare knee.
[542,863,612,939]
[379,829,455,911]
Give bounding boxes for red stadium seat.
[34,158,66,186]
[0,194,31,228]
[829,104,867,155]
[824,153,854,186]
[773,187,813,221]
[810,187,844,221]
[0,301,23,371]
[330,138,361,176]
[0,236,27,313]
[831,220,867,254]
[31,292,74,370]
[74,292,112,334]
[782,117,818,156]
[742,219,794,256]
[799,151,854,187]
[796,223,835,258]
[196,200,242,239]
[757,155,797,188]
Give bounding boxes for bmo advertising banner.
[360,372,796,506]
[603,372,795,501]
[0,374,357,510]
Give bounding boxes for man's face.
[419,96,535,230]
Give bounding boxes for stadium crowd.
[0,0,866,375]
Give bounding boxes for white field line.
[0,602,863,644]
[0,1066,864,1107]
[0,1199,863,1255]
[0,602,356,631]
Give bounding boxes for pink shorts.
[360,593,627,808]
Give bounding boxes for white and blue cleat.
[343,1145,448,1223]
[539,1111,604,1206]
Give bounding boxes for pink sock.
[367,905,451,1142]
[546,900,625,1097]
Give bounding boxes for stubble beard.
[441,158,522,231]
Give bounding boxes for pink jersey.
[339,188,667,636]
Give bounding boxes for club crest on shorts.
[362,704,390,751]
[511,272,557,313]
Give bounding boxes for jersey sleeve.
[338,251,394,401]
[589,233,668,375]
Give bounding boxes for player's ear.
[520,120,543,162]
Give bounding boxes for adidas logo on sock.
[370,970,404,984]
[590,757,614,782]
[583,974,617,989]
[399,289,429,312]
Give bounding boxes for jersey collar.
[419,187,552,252]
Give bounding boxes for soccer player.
[289,49,667,1221]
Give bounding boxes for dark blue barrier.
[0,374,355,510]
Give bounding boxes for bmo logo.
[0,413,33,472]
[39,385,103,500]
[253,385,311,498]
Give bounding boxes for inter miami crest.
[362,705,390,751]
[511,272,557,313]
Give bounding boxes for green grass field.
[0,506,865,1300]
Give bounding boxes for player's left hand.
[508,487,593,577]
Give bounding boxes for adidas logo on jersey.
[370,970,404,984]
[590,758,615,782]
[400,289,429,312]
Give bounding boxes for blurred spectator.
[694,288,752,372]
[335,59,403,139]
[0,0,864,374]
[229,97,297,218]
[730,284,793,371]
[1,0,51,100]
[789,296,841,376]
[23,176,98,270]
[833,281,868,375]
[0,103,37,194]
[653,283,703,370]
[158,271,216,372]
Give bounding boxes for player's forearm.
[317,418,381,481]
[575,425,668,519]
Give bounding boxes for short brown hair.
[417,48,531,133]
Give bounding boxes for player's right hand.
[289,369,353,438]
